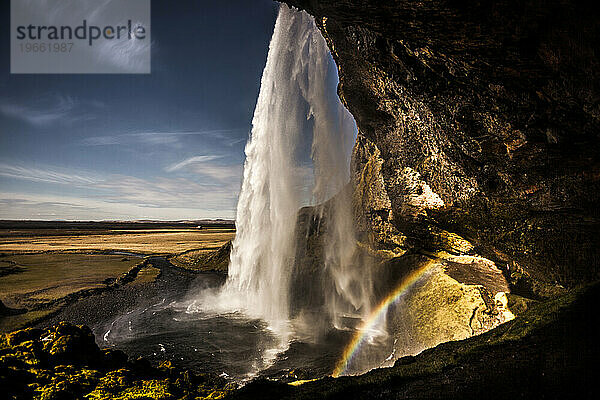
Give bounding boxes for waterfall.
[222,4,315,338]
[190,4,374,371]
[226,4,359,327]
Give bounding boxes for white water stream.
[189,4,374,374]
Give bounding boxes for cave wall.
[283,0,600,291]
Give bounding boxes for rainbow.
[332,260,437,377]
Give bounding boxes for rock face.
[292,200,514,369]
[235,282,599,399]
[283,0,600,292]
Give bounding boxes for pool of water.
[98,273,363,381]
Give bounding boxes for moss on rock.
[0,322,234,400]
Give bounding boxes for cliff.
[283,0,600,294]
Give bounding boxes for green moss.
[0,323,234,400]
[34,367,101,400]
[5,327,43,346]
[506,293,536,315]
[87,378,173,400]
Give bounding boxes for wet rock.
[385,257,513,358]
[506,293,537,316]
[237,282,600,399]
[283,0,600,291]
[100,349,128,369]
[5,327,43,346]
[393,355,415,366]
[101,277,115,285]
[43,322,100,365]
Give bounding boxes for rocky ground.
[33,256,204,332]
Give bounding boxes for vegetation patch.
[0,322,234,400]
[169,241,232,273]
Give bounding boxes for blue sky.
[0,0,279,220]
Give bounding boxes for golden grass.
[0,227,235,332]
[0,253,143,332]
[134,266,161,284]
[0,228,235,254]
[0,253,141,306]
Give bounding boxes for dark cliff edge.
[283,0,599,294]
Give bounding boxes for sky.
[0,0,279,220]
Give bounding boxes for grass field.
[0,253,141,305]
[0,253,143,332]
[0,222,235,332]
[0,228,235,254]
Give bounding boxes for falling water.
[188,4,374,373]
[225,3,364,327]
[222,4,316,339]
[302,10,374,335]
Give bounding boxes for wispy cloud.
[164,155,243,193]
[80,136,121,146]
[0,191,234,220]
[93,174,238,208]
[0,163,102,185]
[96,25,152,73]
[0,94,103,127]
[189,163,242,183]
[79,129,247,147]
[165,155,223,172]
